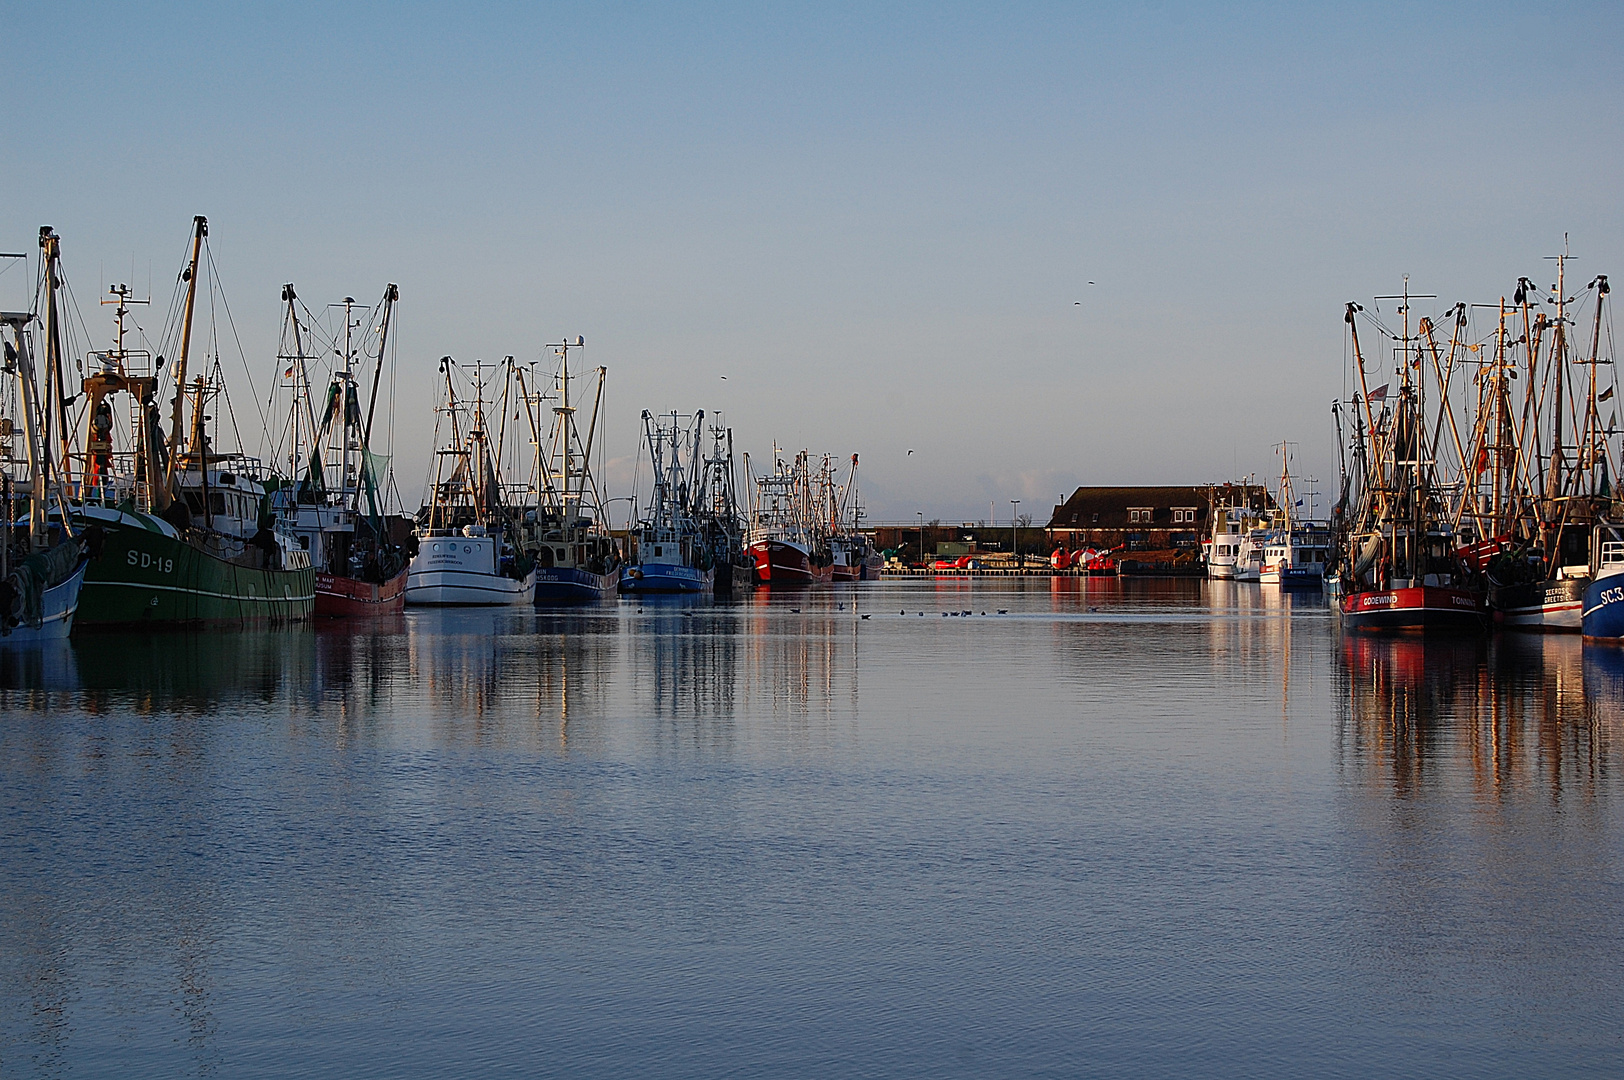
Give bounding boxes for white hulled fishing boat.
[407,358,535,605]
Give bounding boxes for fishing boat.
[1258,445,1329,588]
[0,539,89,641]
[693,421,752,593]
[1478,265,1615,630]
[620,409,714,594]
[1582,523,1624,640]
[1258,529,1330,587]
[407,358,535,605]
[2,311,91,641]
[271,286,411,617]
[509,339,621,603]
[54,219,314,627]
[745,448,833,584]
[823,454,882,582]
[1333,287,1485,633]
[1203,484,1269,581]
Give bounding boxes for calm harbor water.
[2,579,1622,1078]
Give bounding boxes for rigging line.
[204,240,273,460]
[295,298,343,356]
[52,275,91,447]
[56,266,98,377]
[203,260,245,457]
[216,357,251,472]
[154,252,189,396]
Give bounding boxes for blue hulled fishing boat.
[620,409,713,595]
[1582,523,1624,641]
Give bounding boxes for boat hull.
[1582,570,1624,641]
[75,516,315,628]
[1,561,87,643]
[1339,585,1486,633]
[619,563,714,594]
[1491,577,1587,632]
[315,567,409,617]
[749,539,833,584]
[405,568,536,606]
[1262,566,1323,589]
[535,566,618,604]
[713,560,754,594]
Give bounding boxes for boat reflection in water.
[1336,632,1622,796]
[398,608,619,751]
[3,627,322,709]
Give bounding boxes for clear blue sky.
[7,2,1621,524]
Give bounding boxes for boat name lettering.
[1600,586,1624,607]
[1362,594,1397,607]
[1452,595,1477,608]
[126,550,175,574]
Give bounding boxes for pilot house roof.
[1045,485,1274,531]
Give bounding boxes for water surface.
[3,580,1622,1077]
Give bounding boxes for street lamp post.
[1011,500,1020,570]
[917,511,924,569]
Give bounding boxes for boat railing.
[66,478,136,508]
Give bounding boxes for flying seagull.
[720,376,727,380]
[907,449,915,455]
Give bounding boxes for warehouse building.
[1044,484,1274,552]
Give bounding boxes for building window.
[1129,508,1153,524]
[1172,507,1196,524]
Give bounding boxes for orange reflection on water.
[1337,633,1624,802]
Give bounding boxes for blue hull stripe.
[1583,576,1624,639]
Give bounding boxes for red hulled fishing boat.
[745,448,834,584]
[315,567,408,616]
[272,285,413,616]
[1339,584,1485,632]
[1331,290,1485,634]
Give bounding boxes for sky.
[6,2,1622,526]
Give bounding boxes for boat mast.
[1580,275,1611,497]
[428,357,463,532]
[471,361,489,528]
[545,337,584,520]
[165,216,207,487]
[579,365,606,514]
[1346,304,1384,495]
[340,295,358,509]
[280,285,324,492]
[37,228,74,490]
[2,313,49,551]
[362,283,397,450]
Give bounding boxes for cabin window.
[184,493,205,514]
[298,536,309,550]
[210,493,226,515]
[654,546,663,557]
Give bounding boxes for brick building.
[1044,484,1273,552]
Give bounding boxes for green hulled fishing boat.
[74,503,313,626]
[44,218,314,628]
